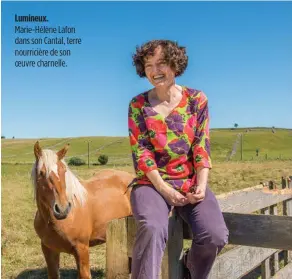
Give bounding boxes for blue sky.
[2,1,292,138]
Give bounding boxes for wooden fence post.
[161,210,184,279]
[269,181,279,275]
[260,206,272,279]
[282,176,292,265]
[106,218,129,279]
[260,181,273,278]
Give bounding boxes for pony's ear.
[57,144,70,160]
[34,141,42,160]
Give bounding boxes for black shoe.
[183,249,191,279]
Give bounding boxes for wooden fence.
[106,176,292,279]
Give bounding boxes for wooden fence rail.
[106,176,292,279]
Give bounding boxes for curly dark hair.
[132,40,188,78]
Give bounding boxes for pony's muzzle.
[53,202,72,220]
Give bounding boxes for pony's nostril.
[54,203,61,214]
[53,202,71,219]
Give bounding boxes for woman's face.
[144,46,176,89]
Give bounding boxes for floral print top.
[128,86,212,193]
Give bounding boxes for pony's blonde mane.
[31,149,87,207]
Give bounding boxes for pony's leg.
[41,242,60,279]
[73,243,91,279]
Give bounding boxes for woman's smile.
[153,74,166,84]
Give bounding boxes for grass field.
[2,128,292,165]
[2,128,292,278]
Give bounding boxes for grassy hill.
[1,128,292,165]
[2,127,292,279]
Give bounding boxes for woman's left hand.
[186,184,206,204]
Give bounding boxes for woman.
[128,39,229,279]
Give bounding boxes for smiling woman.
[128,39,229,279]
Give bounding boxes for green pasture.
[2,128,292,165]
[2,161,292,278]
[1,128,292,278]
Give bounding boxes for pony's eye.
[40,170,45,177]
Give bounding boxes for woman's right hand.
[158,184,189,206]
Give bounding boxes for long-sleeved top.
[128,86,212,193]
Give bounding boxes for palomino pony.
[31,141,134,279]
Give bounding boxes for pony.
[31,141,134,279]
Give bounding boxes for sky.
[2,1,292,139]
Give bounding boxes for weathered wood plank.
[209,245,277,279]
[272,262,292,279]
[106,218,129,279]
[223,212,292,250]
[183,212,292,249]
[216,185,292,213]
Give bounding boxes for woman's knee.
[213,227,229,251]
[195,226,229,249]
[138,219,168,240]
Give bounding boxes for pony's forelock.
[31,149,87,207]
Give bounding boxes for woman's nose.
[152,65,161,74]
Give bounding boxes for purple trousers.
[130,185,229,279]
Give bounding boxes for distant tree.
[68,157,86,166]
[12,136,15,139]
[98,155,108,165]
[272,126,276,133]
[234,123,239,129]
[1,135,5,139]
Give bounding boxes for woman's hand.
[158,184,189,206]
[146,170,189,206]
[186,184,206,204]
